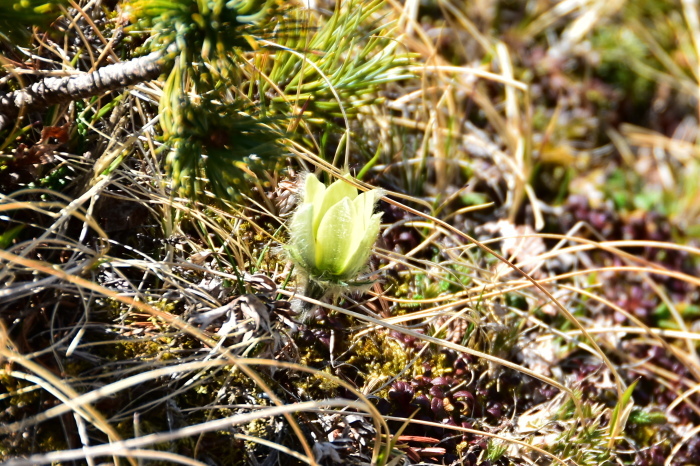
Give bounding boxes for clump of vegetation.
[2,0,700,465]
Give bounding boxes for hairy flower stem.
[0,50,164,131]
[298,279,328,322]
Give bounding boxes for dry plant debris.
[1,0,700,465]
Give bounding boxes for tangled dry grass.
[1,0,700,465]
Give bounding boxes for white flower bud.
[288,173,382,285]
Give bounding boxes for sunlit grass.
[1,0,700,464]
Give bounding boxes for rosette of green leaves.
[288,173,382,299]
[158,61,281,199]
[126,0,271,60]
[127,0,281,198]
[127,0,414,198]
[259,0,415,123]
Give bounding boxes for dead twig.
[0,50,163,131]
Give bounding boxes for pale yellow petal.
[313,177,358,236]
[352,189,379,231]
[288,203,316,270]
[303,173,326,209]
[315,198,354,276]
[342,211,382,279]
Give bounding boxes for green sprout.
[287,173,383,309]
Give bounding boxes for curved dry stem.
[0,51,163,131]
[0,248,317,465]
[1,399,367,466]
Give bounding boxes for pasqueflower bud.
[288,173,382,287]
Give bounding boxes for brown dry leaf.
[40,123,70,144]
[244,273,277,293]
[12,123,70,167]
[13,142,57,166]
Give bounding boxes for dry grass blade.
[3,0,700,464]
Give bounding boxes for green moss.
[344,332,419,394]
[0,374,71,457]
